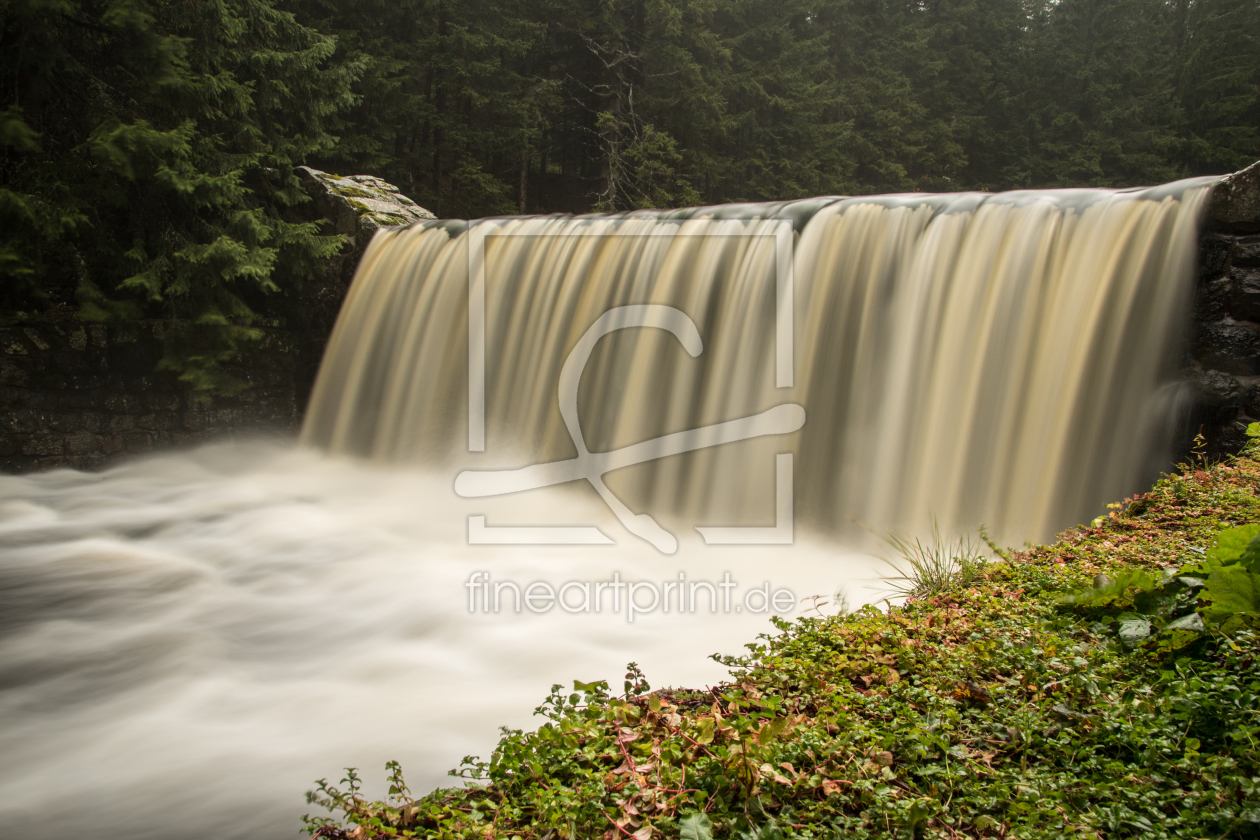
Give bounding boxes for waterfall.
[303,179,1214,545]
[0,177,1220,840]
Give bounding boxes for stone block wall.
[0,319,298,472]
[1189,160,1260,459]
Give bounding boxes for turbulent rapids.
[306,178,1215,544]
[0,177,1218,839]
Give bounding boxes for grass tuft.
[879,521,988,599]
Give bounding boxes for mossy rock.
[332,186,376,200]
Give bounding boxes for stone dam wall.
[1190,160,1260,459]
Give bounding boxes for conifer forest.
[2,0,1259,386]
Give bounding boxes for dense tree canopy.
[1,0,358,390]
[298,0,1259,213]
[2,0,1258,389]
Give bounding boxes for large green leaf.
[1205,525,1260,569]
[1201,565,1260,625]
[679,812,714,840]
[1241,535,1260,573]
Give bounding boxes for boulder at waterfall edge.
[1210,159,1260,231]
[296,166,436,249]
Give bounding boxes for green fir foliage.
[292,0,1260,219]
[1,0,357,391]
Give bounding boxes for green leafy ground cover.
[305,449,1260,839]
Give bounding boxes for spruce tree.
[1010,0,1183,188]
[1172,0,1260,176]
[1,0,358,392]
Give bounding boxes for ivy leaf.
[1160,612,1206,651]
[757,717,788,746]
[906,798,936,828]
[1164,612,1206,633]
[679,812,714,840]
[1117,614,1152,648]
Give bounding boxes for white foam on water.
[0,440,884,839]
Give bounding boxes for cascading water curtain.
[303,179,1214,545]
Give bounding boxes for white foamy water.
[0,440,884,840]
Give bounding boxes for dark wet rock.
[1193,368,1241,415]
[1236,235,1260,267]
[1234,267,1260,322]
[1200,233,1233,278]
[1241,380,1260,420]
[1196,322,1260,376]
[1210,159,1260,231]
[1197,274,1234,322]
